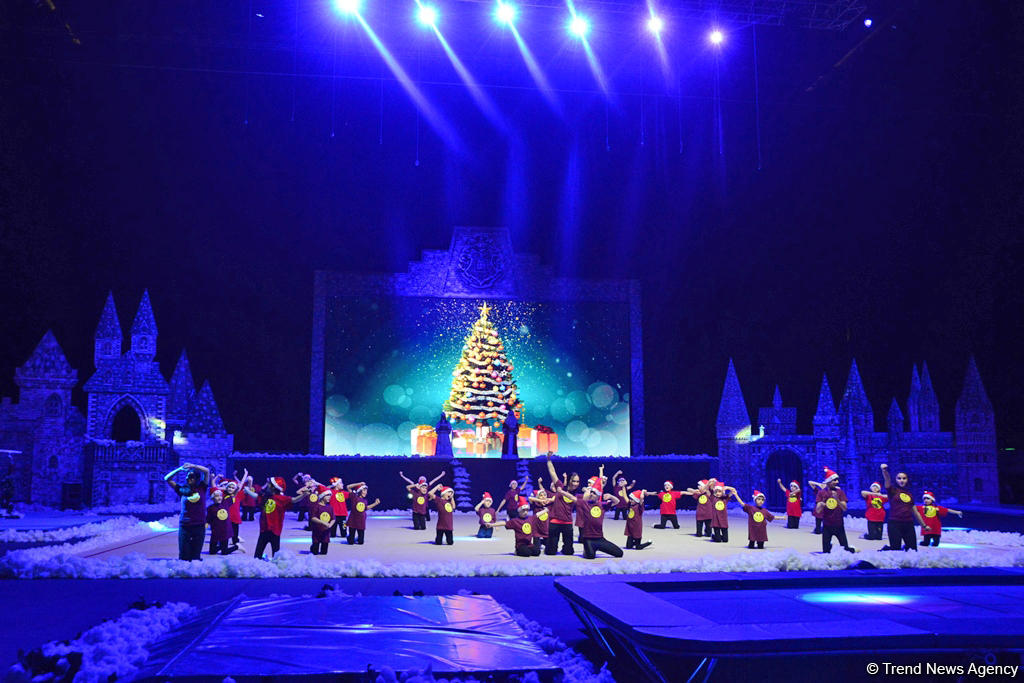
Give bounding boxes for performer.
[777,479,803,529]
[544,453,580,555]
[309,489,335,555]
[429,484,457,545]
[653,481,683,529]
[220,470,248,546]
[400,470,445,525]
[435,412,454,457]
[247,476,306,559]
[205,488,238,555]
[709,482,735,543]
[815,468,855,553]
[485,496,543,556]
[610,473,634,520]
[683,479,713,537]
[327,477,348,538]
[344,482,380,545]
[860,481,888,540]
[807,479,826,534]
[500,405,519,459]
[164,462,210,561]
[496,479,521,520]
[241,479,261,521]
[292,472,314,526]
[475,492,496,538]
[528,478,553,545]
[733,489,777,549]
[917,491,962,546]
[880,464,925,551]
[623,489,653,550]
[576,477,623,559]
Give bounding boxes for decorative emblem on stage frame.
[454,234,505,290]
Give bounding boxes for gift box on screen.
[486,433,503,453]
[417,434,438,455]
[410,425,435,455]
[531,425,559,454]
[470,440,488,456]
[452,429,474,452]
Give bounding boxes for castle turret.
[129,290,157,361]
[94,292,122,366]
[758,385,797,435]
[175,380,232,477]
[955,356,997,502]
[918,362,940,432]
[907,365,921,431]
[166,350,195,440]
[838,359,873,434]
[886,398,904,443]
[716,359,751,493]
[813,373,839,439]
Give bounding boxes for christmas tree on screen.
[445,302,523,428]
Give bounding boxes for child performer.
[206,488,238,555]
[575,476,623,559]
[880,464,925,551]
[610,471,635,520]
[777,479,803,529]
[496,479,521,521]
[344,482,380,545]
[328,477,347,539]
[733,489,776,549]
[247,476,306,560]
[485,496,543,556]
[623,489,653,550]
[653,481,683,529]
[544,453,580,556]
[683,480,713,537]
[292,472,314,525]
[241,479,260,521]
[400,470,445,522]
[807,479,826,534]
[917,491,963,546]
[528,478,553,545]
[815,468,855,554]
[164,462,210,561]
[860,481,888,540]
[429,484,456,545]
[309,489,335,555]
[222,469,248,547]
[709,482,736,543]
[475,492,497,538]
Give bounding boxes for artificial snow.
[0,515,150,544]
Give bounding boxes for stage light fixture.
[417,4,439,26]
[495,2,517,25]
[334,0,362,16]
[709,28,724,44]
[646,15,664,35]
[863,17,873,27]
[569,15,590,38]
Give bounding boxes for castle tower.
[758,385,797,436]
[166,350,195,441]
[129,290,157,361]
[954,357,997,502]
[907,365,921,431]
[918,362,941,432]
[886,398,904,444]
[94,292,122,367]
[175,381,232,476]
[838,359,874,435]
[812,373,840,439]
[716,359,751,493]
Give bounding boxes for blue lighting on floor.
[369,515,407,519]
[930,542,975,549]
[802,591,919,605]
[147,521,177,533]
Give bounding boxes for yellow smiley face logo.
[335,492,345,502]
[417,496,426,505]
[871,498,883,509]
[899,493,911,503]
[662,493,672,502]
[537,510,548,521]
[788,495,797,503]
[319,512,331,523]
[309,494,318,502]
[826,498,838,510]
[216,508,228,521]
[753,511,764,523]
[522,522,532,535]
[925,506,937,517]
[444,503,453,513]
[628,509,635,519]
[187,493,200,503]
[356,502,366,512]
[698,495,708,504]
[263,499,276,514]
[483,512,493,523]
[714,500,725,511]
[590,506,601,518]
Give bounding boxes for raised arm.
[428,483,443,496]
[428,471,446,486]
[163,465,184,491]
[536,477,546,494]
[292,472,305,485]
[495,496,507,512]
[474,499,484,511]
[398,471,415,486]
[808,480,823,490]
[777,478,788,494]
[346,481,366,492]
[731,491,746,507]
[545,452,559,484]
[603,492,620,506]
[880,463,892,489]
[367,498,382,510]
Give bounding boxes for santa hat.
[441,486,453,496]
[790,480,800,488]
[617,477,627,484]
[922,491,935,502]
[329,476,340,485]
[510,479,519,487]
[664,480,673,488]
[356,483,369,493]
[588,476,603,492]
[823,468,839,483]
[630,489,644,502]
[318,488,333,499]
[417,476,428,484]
[517,496,531,510]
[270,477,286,492]
[713,482,725,490]
[870,481,881,490]
[699,479,708,486]
[753,490,765,500]
[482,491,492,500]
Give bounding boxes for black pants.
[747,540,765,549]
[297,507,307,521]
[625,536,650,549]
[822,525,850,553]
[412,512,427,530]
[696,519,711,537]
[787,515,800,529]
[254,530,281,558]
[231,522,240,545]
[241,507,255,521]
[546,524,574,555]
[330,519,345,537]
[654,514,679,529]
[209,538,237,555]
[711,526,728,543]
[178,523,205,561]
[310,540,330,555]
[887,520,917,550]
[582,537,623,559]
[515,543,541,556]
[613,508,626,520]
[921,534,941,546]
[866,520,884,540]
[813,517,823,533]
[347,528,365,545]
[434,529,454,545]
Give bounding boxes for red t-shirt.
[531,501,551,537]
[917,504,948,535]
[505,516,540,547]
[433,495,455,531]
[888,486,916,522]
[816,487,847,527]
[658,490,682,515]
[206,500,233,542]
[743,503,774,542]
[330,489,349,516]
[259,494,292,536]
[548,482,575,524]
[477,506,497,525]
[693,490,713,521]
[785,491,802,517]
[347,494,369,530]
[624,501,644,538]
[242,484,261,507]
[711,495,730,528]
[864,493,888,522]
[576,498,609,539]
[226,490,243,524]
[411,490,429,515]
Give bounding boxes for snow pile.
[91,502,179,515]
[505,605,614,683]
[6,601,194,683]
[0,516,146,544]
[796,511,1024,547]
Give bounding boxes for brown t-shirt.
[531,500,551,537]
[816,487,847,526]
[505,516,540,546]
[693,490,713,521]
[346,494,368,530]
[477,506,497,525]
[743,503,774,542]
[433,495,455,531]
[549,481,575,524]
[576,498,608,539]
[624,501,644,538]
[411,490,429,515]
[887,486,915,522]
[711,495,730,527]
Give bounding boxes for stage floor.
[77,510,1020,571]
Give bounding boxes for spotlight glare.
[863,17,873,27]
[496,2,517,25]
[334,0,362,15]
[647,16,664,35]
[569,15,590,38]
[709,28,724,44]
[417,4,439,26]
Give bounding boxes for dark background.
[1,1,1021,456]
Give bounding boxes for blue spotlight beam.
[565,0,610,96]
[429,26,507,131]
[509,25,561,113]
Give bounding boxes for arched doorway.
[111,404,142,442]
[765,449,803,510]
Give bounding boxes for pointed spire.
[957,356,993,415]
[167,350,196,423]
[772,385,782,409]
[907,365,921,431]
[716,359,749,428]
[887,397,904,433]
[839,359,873,432]
[95,292,122,339]
[130,290,158,337]
[184,381,225,435]
[814,373,836,419]
[17,331,76,380]
[918,361,940,432]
